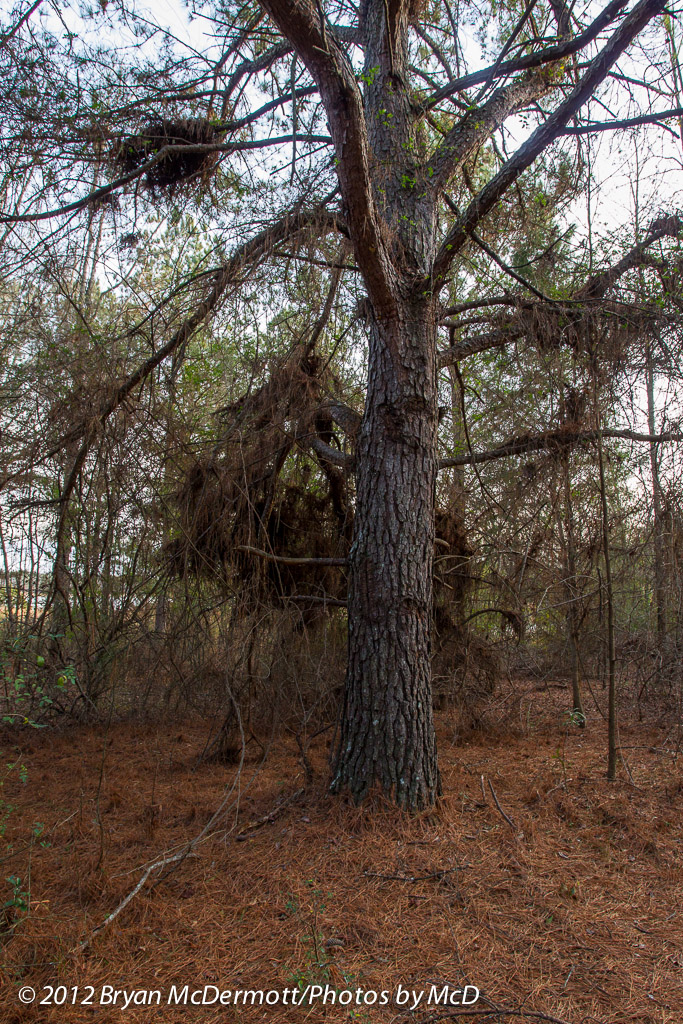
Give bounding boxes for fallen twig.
[487,779,517,830]
[76,700,262,949]
[83,850,199,944]
[235,787,305,839]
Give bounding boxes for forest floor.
[0,680,681,1024]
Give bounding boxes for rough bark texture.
[331,300,441,807]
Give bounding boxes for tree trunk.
[331,299,441,808]
[562,457,585,722]
[594,405,618,781]
[646,341,667,642]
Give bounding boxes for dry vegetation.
[1,684,681,1024]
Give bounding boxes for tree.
[1,0,681,805]
[253,0,676,806]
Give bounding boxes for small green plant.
[359,65,379,86]
[565,708,586,728]
[284,878,337,1005]
[551,742,568,787]
[1,634,76,728]
[3,875,28,914]
[552,709,585,787]
[284,893,299,914]
[0,762,31,938]
[0,684,54,939]
[285,918,332,1004]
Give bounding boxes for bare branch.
[467,225,555,301]
[17,206,343,476]
[1,137,333,224]
[438,328,519,369]
[422,0,628,109]
[439,428,683,468]
[559,105,683,135]
[236,546,347,566]
[431,0,668,287]
[437,214,683,366]
[578,214,682,299]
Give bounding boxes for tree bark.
[561,455,585,722]
[594,401,618,780]
[646,340,667,642]
[331,298,441,808]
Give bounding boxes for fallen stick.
[80,850,198,946]
[487,779,517,830]
[363,866,470,882]
[235,787,305,839]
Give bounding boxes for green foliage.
[1,634,75,728]
[0,761,41,938]
[358,66,379,87]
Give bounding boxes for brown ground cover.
[0,682,681,1024]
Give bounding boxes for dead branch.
[487,779,517,830]
[439,428,683,468]
[423,0,627,107]
[236,545,347,566]
[234,787,305,839]
[363,867,468,882]
[411,1008,572,1023]
[560,106,683,135]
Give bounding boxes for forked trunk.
[331,299,441,808]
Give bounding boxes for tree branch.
[439,427,683,468]
[318,400,362,437]
[236,546,347,566]
[421,0,628,109]
[438,328,520,368]
[305,434,354,469]
[258,0,398,317]
[437,213,682,366]
[1,137,333,224]
[430,0,667,288]
[577,214,682,299]
[38,207,342,464]
[467,225,555,301]
[559,105,683,135]
[427,73,554,196]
